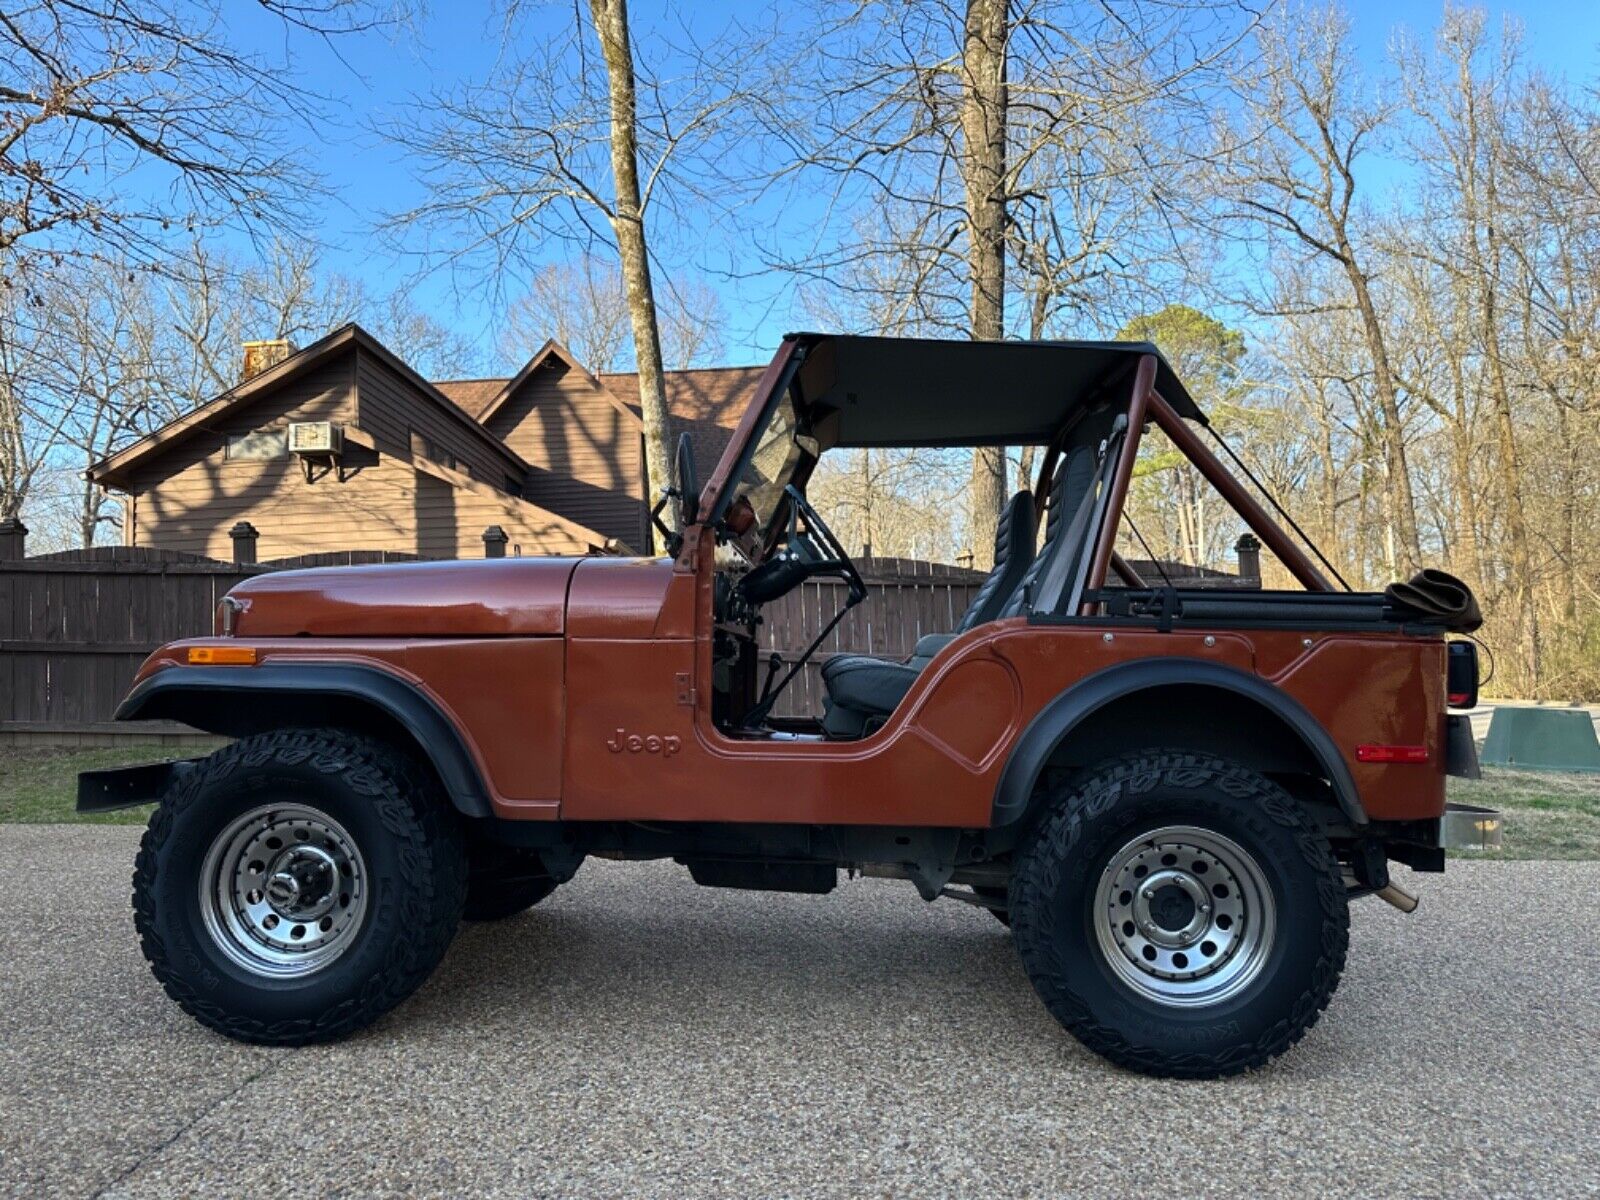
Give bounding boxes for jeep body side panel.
[125,639,565,817]
[553,546,1446,826]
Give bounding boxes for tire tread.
[133,728,466,1046]
[1009,748,1349,1078]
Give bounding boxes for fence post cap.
[0,515,26,559]
[1235,532,1261,551]
[228,520,259,536]
[482,525,509,542]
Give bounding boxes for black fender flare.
[115,664,493,818]
[991,657,1365,828]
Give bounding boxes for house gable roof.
[90,323,529,490]
[471,339,642,429]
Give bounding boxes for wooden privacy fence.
[0,538,986,741]
[760,557,985,718]
[0,545,424,743]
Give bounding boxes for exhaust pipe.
[1375,882,1419,913]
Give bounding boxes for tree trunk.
[588,0,674,533]
[1444,351,1487,595]
[961,0,1008,567]
[1342,258,1423,575]
[1484,330,1540,693]
[1314,398,1341,577]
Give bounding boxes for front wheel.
[1009,750,1349,1078]
[133,729,467,1045]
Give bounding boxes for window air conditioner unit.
[288,421,345,481]
[288,421,343,455]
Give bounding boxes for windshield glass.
[732,392,803,531]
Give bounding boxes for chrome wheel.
[198,803,368,979]
[1092,825,1275,1008]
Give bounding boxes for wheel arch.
[116,664,493,818]
[992,658,1364,830]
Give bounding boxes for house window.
[410,428,457,470]
[225,428,288,460]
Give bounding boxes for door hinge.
[675,671,696,706]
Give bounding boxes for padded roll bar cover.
[114,664,494,818]
[990,658,1366,829]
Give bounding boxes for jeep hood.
[227,558,583,638]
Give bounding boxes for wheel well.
[992,672,1363,835]
[117,666,494,818]
[1050,684,1323,779]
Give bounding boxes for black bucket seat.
[818,423,1123,739]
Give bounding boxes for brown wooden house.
[88,324,764,561]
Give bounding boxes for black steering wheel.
[737,485,866,606]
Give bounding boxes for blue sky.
[221,0,1600,373]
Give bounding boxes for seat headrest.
[994,489,1036,565]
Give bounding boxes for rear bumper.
[1439,802,1503,851]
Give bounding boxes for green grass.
[2,745,1598,858]
[0,745,194,826]
[1449,766,1600,861]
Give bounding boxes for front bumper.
[76,759,198,814]
[1439,802,1503,851]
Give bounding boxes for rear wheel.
[1009,749,1348,1078]
[133,729,467,1045]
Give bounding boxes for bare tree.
[0,277,65,517]
[499,256,725,373]
[0,0,396,272]
[1202,4,1424,573]
[1396,9,1544,686]
[501,258,634,372]
[759,0,1256,564]
[382,4,761,516]
[808,446,969,563]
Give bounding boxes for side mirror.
[674,431,699,529]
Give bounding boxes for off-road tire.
[463,845,560,922]
[1009,749,1348,1079]
[133,728,467,1046]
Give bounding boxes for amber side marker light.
[1355,744,1429,764]
[188,646,257,666]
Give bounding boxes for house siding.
[353,348,521,486]
[121,347,597,560]
[482,359,647,549]
[125,356,365,556]
[131,452,593,561]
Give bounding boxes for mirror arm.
[650,487,683,557]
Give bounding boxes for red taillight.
[1356,743,1430,764]
[1448,691,1471,706]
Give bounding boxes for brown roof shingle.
[432,377,506,417]
[598,366,767,477]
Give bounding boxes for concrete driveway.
[1,825,1596,1199]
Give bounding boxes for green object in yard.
[1481,707,1600,773]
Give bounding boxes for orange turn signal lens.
[187,646,257,666]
